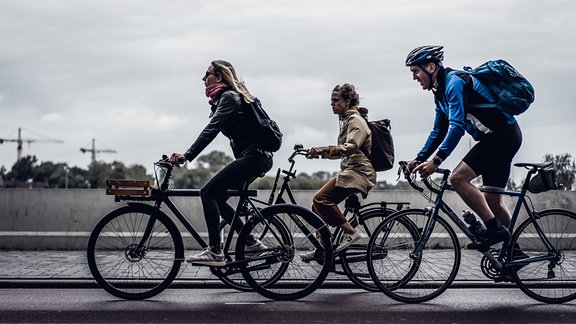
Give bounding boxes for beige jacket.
[326,108,376,194]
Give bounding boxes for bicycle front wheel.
[367,209,461,303]
[87,204,184,300]
[510,208,576,303]
[236,204,333,300]
[338,208,396,292]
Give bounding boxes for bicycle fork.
[129,201,163,261]
[409,207,437,260]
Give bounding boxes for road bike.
[367,161,576,303]
[87,155,333,301]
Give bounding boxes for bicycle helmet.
[405,45,444,66]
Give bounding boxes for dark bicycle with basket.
[87,155,333,301]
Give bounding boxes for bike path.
[0,249,513,289]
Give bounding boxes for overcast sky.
[1,0,575,184]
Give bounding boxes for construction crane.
[80,138,117,163]
[0,128,64,161]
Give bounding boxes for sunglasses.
[204,71,218,78]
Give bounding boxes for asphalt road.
[1,288,575,323]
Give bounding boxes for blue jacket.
[416,67,517,161]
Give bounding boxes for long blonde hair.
[212,60,255,104]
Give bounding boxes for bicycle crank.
[480,249,502,280]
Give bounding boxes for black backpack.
[246,98,283,152]
[362,118,395,172]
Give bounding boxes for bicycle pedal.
[494,274,514,283]
[300,256,325,265]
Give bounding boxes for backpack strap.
[449,68,496,109]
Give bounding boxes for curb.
[0,278,512,290]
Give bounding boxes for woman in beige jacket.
[302,83,376,261]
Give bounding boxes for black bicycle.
[87,155,333,301]
[245,144,410,291]
[367,161,576,303]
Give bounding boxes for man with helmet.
[404,45,523,252]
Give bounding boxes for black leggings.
[200,152,273,247]
[462,122,522,188]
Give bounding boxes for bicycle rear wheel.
[210,220,252,292]
[237,204,333,300]
[367,209,461,303]
[338,208,396,292]
[509,208,576,303]
[87,204,184,300]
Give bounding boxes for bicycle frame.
[91,155,338,301]
[255,145,410,215]
[253,145,411,281]
[406,162,561,271]
[117,186,258,265]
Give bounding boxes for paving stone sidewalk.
[0,249,501,288]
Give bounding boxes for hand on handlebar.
[307,146,329,159]
[398,161,424,192]
[399,160,423,178]
[169,153,187,166]
[400,160,415,178]
[398,160,447,194]
[413,160,438,179]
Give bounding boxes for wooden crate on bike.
[106,179,153,197]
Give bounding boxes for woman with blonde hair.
[170,60,273,266]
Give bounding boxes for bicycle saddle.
[514,162,553,169]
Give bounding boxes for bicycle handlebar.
[154,155,174,192]
[397,161,451,195]
[156,155,173,168]
[398,160,553,196]
[397,161,424,192]
[288,143,311,163]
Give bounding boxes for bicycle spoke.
[340,209,396,292]
[510,209,576,303]
[368,210,460,303]
[87,205,183,300]
[237,204,332,300]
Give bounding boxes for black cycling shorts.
[462,122,522,188]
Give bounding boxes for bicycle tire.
[367,208,461,303]
[365,209,422,294]
[209,220,253,292]
[337,208,396,292]
[212,216,291,292]
[87,204,184,300]
[237,204,333,300]
[509,208,576,303]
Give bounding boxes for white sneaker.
[335,231,361,253]
[299,249,325,264]
[245,239,268,257]
[186,248,225,266]
[300,249,317,262]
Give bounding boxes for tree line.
[1,151,574,190]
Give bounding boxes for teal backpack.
[463,59,535,115]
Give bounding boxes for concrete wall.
[0,188,574,250]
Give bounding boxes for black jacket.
[184,90,262,161]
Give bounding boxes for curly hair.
[333,83,360,108]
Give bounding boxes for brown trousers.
[312,178,358,227]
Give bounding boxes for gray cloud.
[1,0,575,185]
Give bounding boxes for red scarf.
[205,82,230,105]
